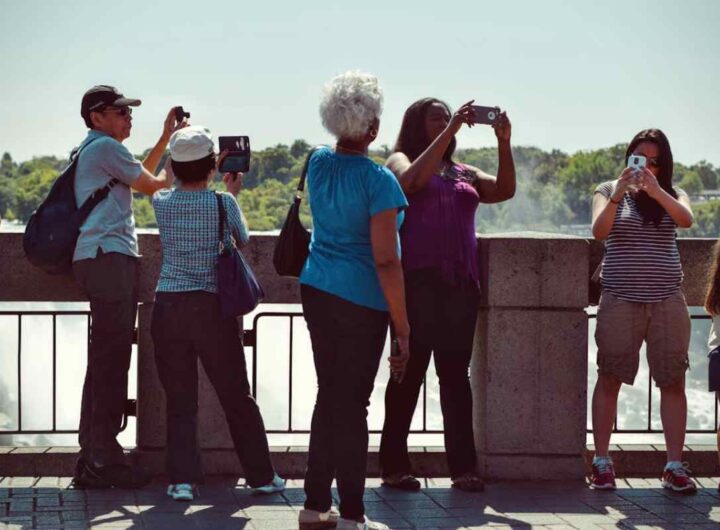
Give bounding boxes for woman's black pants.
[380,268,479,479]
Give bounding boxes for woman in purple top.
[379,98,516,492]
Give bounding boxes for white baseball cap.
[169,126,218,162]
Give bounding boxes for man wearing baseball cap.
[72,85,185,489]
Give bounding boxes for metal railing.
[0,310,135,436]
[246,311,442,434]
[1,310,715,438]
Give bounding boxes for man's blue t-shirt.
[299,147,408,311]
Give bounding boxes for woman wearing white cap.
[150,125,284,501]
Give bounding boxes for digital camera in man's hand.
[471,105,501,125]
[175,106,190,123]
[219,136,251,173]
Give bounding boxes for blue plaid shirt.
[153,188,249,293]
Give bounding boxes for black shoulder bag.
[272,146,325,277]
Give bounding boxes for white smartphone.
[627,155,647,172]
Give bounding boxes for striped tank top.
[595,180,685,303]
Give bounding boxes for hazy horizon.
[2,0,720,166]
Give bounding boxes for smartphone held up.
[471,105,501,125]
[626,154,646,191]
[219,136,251,173]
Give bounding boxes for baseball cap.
[169,126,218,162]
[81,85,141,120]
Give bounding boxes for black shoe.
[81,462,151,490]
[70,460,112,490]
[381,473,422,491]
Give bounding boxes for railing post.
[473,234,589,479]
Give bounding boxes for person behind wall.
[379,98,515,492]
[150,126,284,502]
[703,240,720,492]
[589,128,696,493]
[72,85,183,489]
[297,71,410,530]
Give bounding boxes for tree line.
[1,140,719,237]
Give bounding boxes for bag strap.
[75,137,120,212]
[296,145,327,195]
[215,191,226,247]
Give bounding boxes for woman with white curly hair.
[297,71,410,530]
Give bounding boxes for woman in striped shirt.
[589,129,696,493]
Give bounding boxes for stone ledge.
[0,446,449,479]
[2,446,718,478]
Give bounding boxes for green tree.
[686,200,720,237]
[677,170,704,195]
[691,161,718,190]
[290,139,311,159]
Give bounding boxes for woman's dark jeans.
[301,284,388,521]
[380,268,479,479]
[151,290,274,486]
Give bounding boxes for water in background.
[0,301,715,448]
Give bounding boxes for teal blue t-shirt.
[299,147,408,311]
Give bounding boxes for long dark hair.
[393,98,456,162]
[625,128,677,226]
[705,240,720,316]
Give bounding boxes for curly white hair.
[319,70,383,141]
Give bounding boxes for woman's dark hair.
[624,128,677,226]
[393,98,456,163]
[705,240,720,316]
[171,154,216,183]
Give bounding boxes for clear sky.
[1,0,719,166]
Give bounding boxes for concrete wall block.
[479,454,585,480]
[475,309,587,457]
[479,234,590,309]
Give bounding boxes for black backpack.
[23,138,119,274]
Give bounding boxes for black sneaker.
[81,461,151,489]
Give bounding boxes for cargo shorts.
[595,290,690,388]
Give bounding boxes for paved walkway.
[1,476,719,529]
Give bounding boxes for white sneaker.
[166,483,194,501]
[336,516,389,530]
[298,507,340,529]
[251,473,286,495]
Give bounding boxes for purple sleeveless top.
[400,165,480,287]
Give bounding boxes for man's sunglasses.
[102,107,132,117]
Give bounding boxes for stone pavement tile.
[232,489,288,507]
[616,518,674,528]
[89,522,144,529]
[34,513,62,526]
[8,499,33,513]
[36,495,60,507]
[557,513,621,526]
[636,504,698,514]
[659,512,718,524]
[390,508,451,521]
[245,519,299,530]
[141,512,199,529]
[6,477,37,488]
[502,513,567,525]
[386,499,446,510]
[242,505,298,519]
[62,509,89,521]
[404,516,464,529]
[195,516,251,530]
